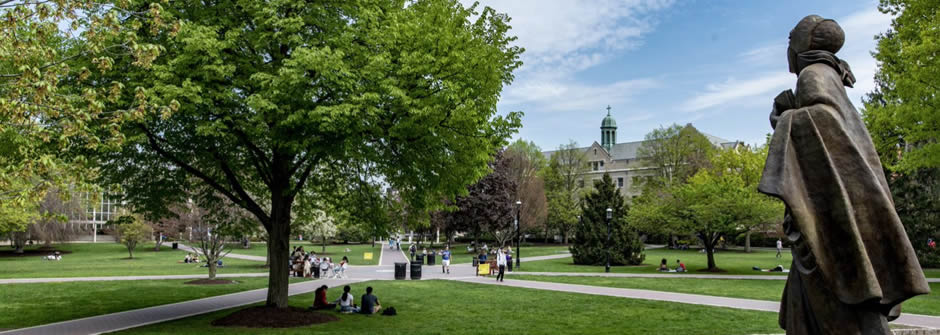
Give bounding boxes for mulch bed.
[0,249,72,258]
[184,279,237,285]
[211,306,339,328]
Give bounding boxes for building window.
[592,161,599,171]
[617,177,624,188]
[600,161,605,168]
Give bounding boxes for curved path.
[2,242,938,334]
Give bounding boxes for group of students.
[182,253,225,267]
[658,258,686,272]
[311,285,382,315]
[291,246,348,279]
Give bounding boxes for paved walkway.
[509,271,940,283]
[0,278,363,335]
[456,277,940,329]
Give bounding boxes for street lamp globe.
[606,208,612,219]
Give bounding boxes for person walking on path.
[776,239,783,258]
[440,246,451,274]
[496,248,507,282]
[409,243,417,261]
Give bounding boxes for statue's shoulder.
[795,63,842,105]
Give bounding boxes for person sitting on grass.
[658,258,669,272]
[335,285,360,313]
[675,259,686,272]
[183,254,192,264]
[359,286,381,315]
[311,285,336,310]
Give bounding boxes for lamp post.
[606,208,612,273]
[515,200,522,268]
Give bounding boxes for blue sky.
[465,0,892,150]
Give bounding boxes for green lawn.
[517,247,940,278]
[0,277,304,329]
[0,243,267,279]
[225,243,381,265]
[518,248,795,276]
[512,275,940,317]
[114,280,782,335]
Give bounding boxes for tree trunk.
[321,235,326,253]
[265,198,292,308]
[12,232,27,253]
[128,244,135,259]
[208,259,217,279]
[563,232,569,245]
[703,233,716,270]
[744,230,752,253]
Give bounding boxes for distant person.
[336,285,359,313]
[312,257,321,279]
[359,286,381,315]
[184,254,192,264]
[659,258,668,272]
[312,285,336,310]
[496,248,507,282]
[478,251,487,262]
[441,246,451,274]
[675,259,686,272]
[303,255,312,278]
[320,257,331,278]
[409,243,417,261]
[776,238,784,258]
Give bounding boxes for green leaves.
[863,0,940,171]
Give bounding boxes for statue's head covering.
[787,15,855,87]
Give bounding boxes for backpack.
[382,307,397,316]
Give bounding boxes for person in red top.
[311,285,336,310]
[675,259,686,272]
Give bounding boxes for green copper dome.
[601,105,617,128]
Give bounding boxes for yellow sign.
[364,252,373,260]
[477,263,490,276]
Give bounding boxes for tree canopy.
[91,0,522,308]
[863,0,940,171]
[543,140,587,244]
[635,124,715,189]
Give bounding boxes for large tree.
[543,140,586,244]
[571,174,644,266]
[635,124,715,188]
[1,2,168,224]
[862,0,940,267]
[505,139,548,240]
[630,147,781,271]
[863,0,939,171]
[436,151,517,248]
[95,0,521,308]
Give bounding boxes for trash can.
[172,242,178,250]
[472,258,479,267]
[410,262,422,280]
[417,254,425,265]
[508,258,513,272]
[394,262,407,280]
[427,253,436,266]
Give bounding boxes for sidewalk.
[509,271,940,282]
[456,277,940,329]
[0,278,363,335]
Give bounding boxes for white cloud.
[466,0,676,113]
[682,5,891,114]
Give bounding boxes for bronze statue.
[758,15,930,334]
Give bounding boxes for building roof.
[541,126,737,161]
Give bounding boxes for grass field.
[0,243,267,279]
[0,277,304,329]
[225,243,381,266]
[517,247,940,278]
[517,248,794,276]
[511,275,940,317]
[113,279,782,335]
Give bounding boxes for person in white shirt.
[312,257,321,279]
[335,285,360,313]
[776,239,784,258]
[320,257,332,278]
[496,248,507,282]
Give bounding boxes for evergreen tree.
[571,174,644,266]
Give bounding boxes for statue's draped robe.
[759,62,930,334]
